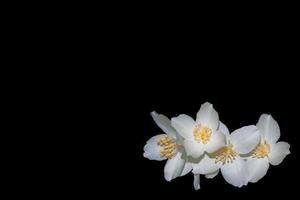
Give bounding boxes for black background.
[14,4,300,199]
[100,54,299,198]
[85,11,300,198]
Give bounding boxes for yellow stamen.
[157,136,177,159]
[193,124,212,144]
[252,141,270,158]
[214,143,238,165]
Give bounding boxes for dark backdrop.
[38,5,300,199]
[90,17,299,197]
[101,57,299,199]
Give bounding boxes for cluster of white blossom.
[143,102,290,189]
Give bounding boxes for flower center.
[215,144,238,165]
[252,141,270,158]
[157,135,177,159]
[193,124,212,144]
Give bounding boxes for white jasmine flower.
[171,102,226,159]
[246,114,291,183]
[143,104,291,190]
[217,125,260,187]
[143,111,192,181]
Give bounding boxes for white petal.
[205,170,219,179]
[219,121,230,137]
[180,162,192,176]
[151,111,177,139]
[144,134,166,147]
[205,130,226,153]
[268,141,290,166]
[196,102,219,131]
[171,114,195,139]
[256,114,280,143]
[143,134,166,161]
[230,125,260,154]
[220,156,248,188]
[246,157,269,183]
[193,174,200,190]
[192,154,220,174]
[164,151,186,181]
[183,139,205,158]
